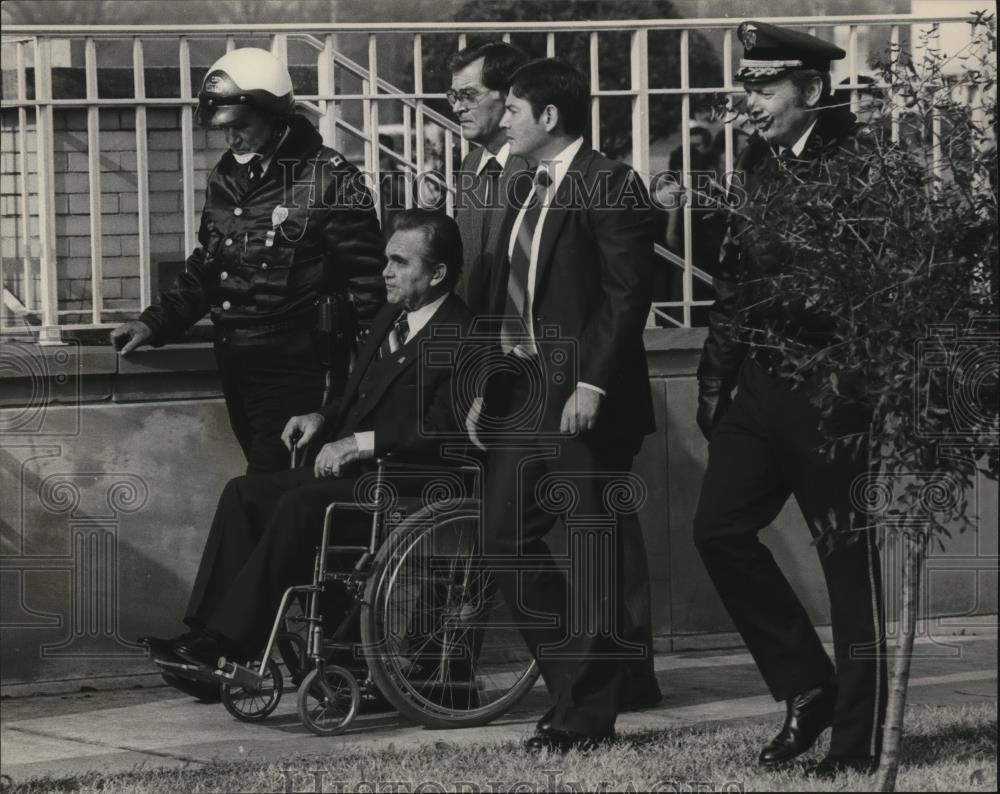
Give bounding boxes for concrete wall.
[2,330,996,690]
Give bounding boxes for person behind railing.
[141,210,476,693]
[110,47,386,474]
[447,40,530,315]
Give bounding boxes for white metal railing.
[0,12,985,341]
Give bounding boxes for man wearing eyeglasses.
[447,41,530,314]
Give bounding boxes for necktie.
[247,155,264,182]
[482,155,503,209]
[381,311,409,358]
[394,312,410,348]
[501,169,551,354]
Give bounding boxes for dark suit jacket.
[319,292,475,460]
[454,146,531,314]
[488,145,657,452]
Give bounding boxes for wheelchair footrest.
[217,658,270,689]
[154,658,219,684]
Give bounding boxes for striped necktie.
[501,168,551,354]
[380,311,409,358]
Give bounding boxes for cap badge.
[738,22,757,50]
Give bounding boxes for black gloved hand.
[697,378,733,442]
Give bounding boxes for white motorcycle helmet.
[196,47,295,127]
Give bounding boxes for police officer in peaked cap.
[693,21,887,779]
[112,47,386,473]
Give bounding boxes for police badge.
[267,205,289,247]
[271,205,289,227]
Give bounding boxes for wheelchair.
[159,456,540,735]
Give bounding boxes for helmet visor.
[195,98,256,128]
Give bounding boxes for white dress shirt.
[781,119,817,157]
[353,292,450,455]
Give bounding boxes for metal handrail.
[1,13,982,35]
[1,12,985,338]
[299,34,461,135]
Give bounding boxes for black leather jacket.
[698,103,869,391]
[140,114,385,345]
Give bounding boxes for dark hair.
[388,209,463,290]
[447,41,529,93]
[508,58,590,137]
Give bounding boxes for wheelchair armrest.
[374,457,480,475]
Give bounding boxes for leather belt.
[215,317,313,346]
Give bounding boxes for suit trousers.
[483,371,646,736]
[693,359,888,758]
[213,331,327,474]
[184,467,368,655]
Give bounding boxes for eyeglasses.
[446,87,487,107]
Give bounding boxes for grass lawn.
[7,703,996,793]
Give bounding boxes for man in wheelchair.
[143,210,477,693]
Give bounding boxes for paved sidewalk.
[2,628,996,784]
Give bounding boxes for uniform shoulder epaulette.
[320,146,355,172]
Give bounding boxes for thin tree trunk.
[876,526,928,792]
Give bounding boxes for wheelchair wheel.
[296,665,360,736]
[361,499,540,729]
[221,658,283,722]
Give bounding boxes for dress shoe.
[141,632,199,664]
[620,677,663,712]
[805,755,879,778]
[535,708,555,733]
[173,631,237,669]
[160,671,223,703]
[358,689,395,715]
[524,727,615,754]
[758,681,836,767]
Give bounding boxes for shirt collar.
[475,141,510,174]
[400,292,449,338]
[537,136,585,194]
[783,119,817,157]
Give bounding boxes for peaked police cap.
[736,21,845,82]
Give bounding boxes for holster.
[315,293,358,400]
